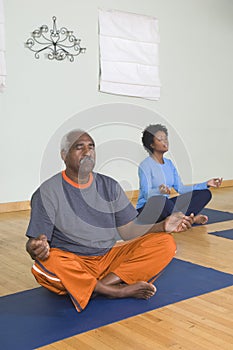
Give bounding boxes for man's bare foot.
[118,281,157,300]
[91,282,126,299]
[121,282,157,299]
[193,214,208,225]
[94,280,156,300]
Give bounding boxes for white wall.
[1,0,233,203]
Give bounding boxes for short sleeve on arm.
[112,182,138,227]
[26,189,55,241]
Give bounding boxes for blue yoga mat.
[1,258,233,350]
[198,208,233,224]
[209,229,233,240]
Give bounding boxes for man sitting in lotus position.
[26,129,194,312]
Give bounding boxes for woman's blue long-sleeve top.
[136,156,208,209]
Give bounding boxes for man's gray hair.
[60,129,86,154]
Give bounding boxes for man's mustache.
[80,156,95,165]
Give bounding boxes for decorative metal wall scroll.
[25,16,86,62]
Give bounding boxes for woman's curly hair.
[142,124,168,154]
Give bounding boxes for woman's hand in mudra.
[159,184,171,195]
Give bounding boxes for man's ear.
[61,150,67,161]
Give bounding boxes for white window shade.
[99,9,160,100]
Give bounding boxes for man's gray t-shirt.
[26,172,137,256]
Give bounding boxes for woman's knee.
[199,189,212,204]
[205,189,212,201]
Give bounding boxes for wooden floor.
[0,187,233,349]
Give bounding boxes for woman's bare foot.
[94,280,156,300]
[193,214,208,225]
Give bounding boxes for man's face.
[63,132,96,178]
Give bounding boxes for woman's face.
[151,131,169,153]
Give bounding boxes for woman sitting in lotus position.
[136,124,222,225]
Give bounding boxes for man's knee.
[144,232,176,257]
[31,265,67,295]
[165,233,177,257]
[144,233,176,278]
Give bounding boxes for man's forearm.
[117,220,165,241]
[118,212,193,240]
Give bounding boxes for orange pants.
[31,232,176,312]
